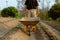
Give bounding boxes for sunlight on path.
[7,29,29,40]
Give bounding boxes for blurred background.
[0,0,60,21]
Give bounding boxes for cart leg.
[24,25,27,32]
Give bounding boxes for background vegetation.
[48,4,60,21]
[1,6,18,18]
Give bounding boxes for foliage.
[55,0,60,4]
[48,4,60,20]
[1,6,18,17]
[56,18,60,21]
[43,12,48,20]
[19,13,24,19]
[48,17,53,21]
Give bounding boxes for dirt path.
[7,30,29,40]
[30,32,36,40]
[39,22,60,40]
[0,28,29,40]
[0,17,20,38]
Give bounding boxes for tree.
[48,4,60,20]
[55,0,60,4]
[1,6,18,17]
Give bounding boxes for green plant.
[48,4,60,20]
[1,6,18,17]
[56,18,60,21]
[48,17,53,21]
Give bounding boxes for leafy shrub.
[48,4,60,20]
[1,6,18,17]
[48,17,53,21]
[56,18,60,21]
